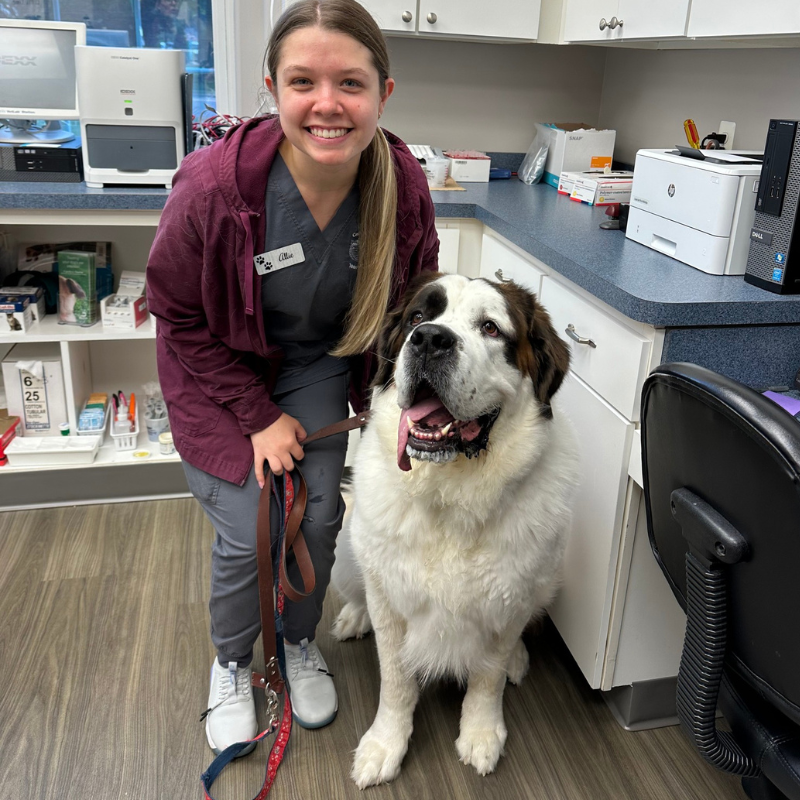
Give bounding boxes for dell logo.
[0,55,37,66]
[667,184,676,198]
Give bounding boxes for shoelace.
[287,640,334,681]
[200,661,251,722]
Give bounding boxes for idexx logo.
[667,184,676,198]
[1,55,37,66]
[120,89,136,95]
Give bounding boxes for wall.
[598,46,800,164]
[233,15,608,153]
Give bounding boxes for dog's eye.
[482,320,500,337]
[410,311,424,326]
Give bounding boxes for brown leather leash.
[201,411,370,800]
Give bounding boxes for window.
[1,0,216,119]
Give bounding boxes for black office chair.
[641,363,800,800]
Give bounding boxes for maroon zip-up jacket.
[146,116,439,485]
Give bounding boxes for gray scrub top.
[261,153,360,395]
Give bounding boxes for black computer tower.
[744,119,800,294]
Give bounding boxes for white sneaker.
[284,638,338,729]
[204,658,258,756]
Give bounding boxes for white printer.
[626,149,763,275]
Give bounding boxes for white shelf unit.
[0,210,179,477]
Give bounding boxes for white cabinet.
[362,0,541,40]
[548,370,634,688]
[687,0,800,38]
[418,0,540,41]
[435,223,460,275]
[479,232,546,294]
[560,0,689,42]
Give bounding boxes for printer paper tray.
[626,207,739,276]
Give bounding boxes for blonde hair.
[266,0,397,357]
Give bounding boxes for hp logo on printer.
[667,184,676,198]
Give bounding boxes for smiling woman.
[145,0,439,759]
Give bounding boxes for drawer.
[539,276,651,421]
[480,233,545,295]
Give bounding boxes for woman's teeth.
[309,128,349,139]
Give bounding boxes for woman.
[146,0,439,756]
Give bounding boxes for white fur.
[331,276,578,788]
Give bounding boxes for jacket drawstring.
[240,210,254,315]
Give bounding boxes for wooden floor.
[0,499,747,800]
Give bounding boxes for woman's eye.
[410,311,424,326]
[482,320,499,337]
[291,78,311,86]
[342,79,362,88]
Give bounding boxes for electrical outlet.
[718,120,736,150]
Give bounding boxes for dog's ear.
[526,299,570,416]
[372,272,442,388]
[497,281,570,417]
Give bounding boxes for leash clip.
[266,687,280,727]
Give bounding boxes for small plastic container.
[5,434,102,467]
[158,431,175,456]
[145,413,169,442]
[108,407,139,452]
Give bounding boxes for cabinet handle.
[402,10,413,22]
[494,268,512,283]
[608,16,623,28]
[565,324,597,348]
[427,11,437,23]
[599,17,608,30]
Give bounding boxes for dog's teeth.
[441,423,452,436]
[407,416,414,430]
[433,431,442,441]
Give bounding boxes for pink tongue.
[397,397,447,471]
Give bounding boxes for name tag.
[254,243,305,275]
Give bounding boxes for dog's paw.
[506,637,529,685]
[332,601,372,641]
[455,722,507,776]
[351,728,408,788]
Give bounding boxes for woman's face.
[266,26,394,175]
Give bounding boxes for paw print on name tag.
[255,254,274,273]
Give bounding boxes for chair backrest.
[641,363,800,728]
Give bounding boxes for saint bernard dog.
[331,272,579,788]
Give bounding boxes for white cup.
[423,157,448,188]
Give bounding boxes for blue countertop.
[2,179,799,327]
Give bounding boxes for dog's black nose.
[410,324,455,359]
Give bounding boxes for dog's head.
[373,273,570,471]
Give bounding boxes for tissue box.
[0,286,46,322]
[1,342,68,436]
[444,150,491,183]
[0,295,35,333]
[558,170,634,206]
[101,271,149,329]
[542,123,616,189]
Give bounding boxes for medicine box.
[0,295,35,333]
[58,250,98,326]
[558,170,634,206]
[444,150,491,183]
[541,123,617,189]
[100,271,149,329]
[1,342,68,437]
[0,286,46,322]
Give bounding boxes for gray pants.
[182,374,349,667]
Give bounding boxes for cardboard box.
[0,286,46,322]
[2,342,68,436]
[58,250,98,326]
[0,295,35,333]
[444,150,491,183]
[558,170,634,206]
[541,123,617,189]
[101,271,149,329]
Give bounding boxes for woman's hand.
[251,413,307,487]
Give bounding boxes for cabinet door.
[548,371,634,689]
[435,224,460,275]
[480,234,545,294]
[688,0,800,37]
[618,0,689,39]
[563,0,623,42]
[360,0,418,33]
[419,0,540,40]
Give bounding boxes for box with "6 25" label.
[2,342,68,436]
